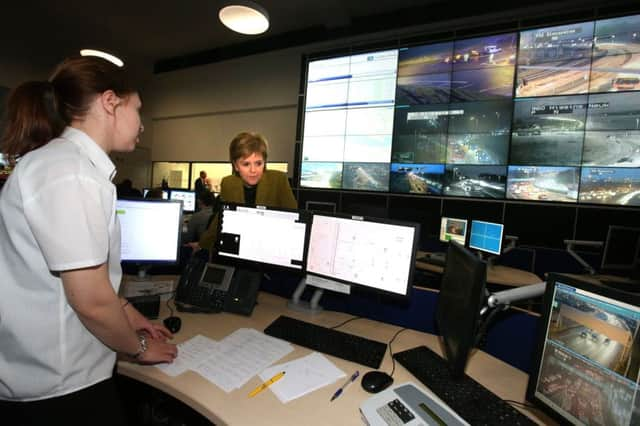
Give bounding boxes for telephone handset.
[175,250,260,316]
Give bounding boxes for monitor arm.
[564,240,603,275]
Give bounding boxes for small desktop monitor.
[527,273,640,425]
[468,219,504,256]
[439,217,468,245]
[215,204,308,271]
[305,213,420,297]
[436,241,487,377]
[601,225,640,272]
[169,189,196,213]
[143,188,169,200]
[116,199,183,265]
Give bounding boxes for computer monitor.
[436,241,487,378]
[304,213,420,298]
[116,199,183,277]
[215,204,308,271]
[142,188,169,200]
[439,217,468,245]
[527,273,640,425]
[601,225,640,272]
[169,189,196,213]
[468,219,504,256]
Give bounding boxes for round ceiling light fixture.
[219,1,270,35]
[79,49,124,67]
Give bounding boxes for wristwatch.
[132,333,148,360]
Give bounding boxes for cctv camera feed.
[443,165,506,198]
[516,21,595,97]
[450,33,517,101]
[533,281,640,425]
[391,106,448,163]
[583,92,640,167]
[298,12,640,207]
[396,41,453,105]
[510,95,588,166]
[389,163,444,194]
[342,162,390,191]
[579,167,640,206]
[507,166,580,202]
[590,14,640,93]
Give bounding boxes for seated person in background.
[183,190,216,243]
[194,131,297,251]
[144,187,165,200]
[116,178,142,198]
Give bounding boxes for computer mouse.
[361,370,393,394]
[163,316,181,334]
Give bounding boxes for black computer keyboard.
[394,346,536,425]
[264,315,387,369]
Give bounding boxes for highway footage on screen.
[299,13,640,206]
[534,283,640,425]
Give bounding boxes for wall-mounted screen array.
[299,13,640,207]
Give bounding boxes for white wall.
[146,47,304,171]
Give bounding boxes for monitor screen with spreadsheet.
[215,204,308,271]
[468,219,504,256]
[305,213,420,297]
[528,273,640,425]
[116,198,183,263]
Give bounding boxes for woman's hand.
[137,337,178,364]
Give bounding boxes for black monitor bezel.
[600,225,640,271]
[526,272,640,425]
[213,202,311,273]
[303,211,420,299]
[436,240,487,378]
[117,197,183,265]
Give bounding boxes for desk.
[118,291,552,425]
[415,250,542,287]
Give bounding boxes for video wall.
[299,13,640,206]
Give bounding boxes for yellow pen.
[248,371,285,397]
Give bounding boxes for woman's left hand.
[122,300,173,341]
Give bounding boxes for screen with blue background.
[469,220,504,255]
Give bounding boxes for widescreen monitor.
[439,217,468,245]
[469,219,504,256]
[215,204,308,271]
[601,225,640,271]
[115,199,182,264]
[527,273,640,425]
[436,241,487,378]
[169,189,196,213]
[305,213,419,297]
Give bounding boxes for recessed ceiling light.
[79,49,124,67]
[219,1,269,35]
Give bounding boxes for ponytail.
[1,81,65,162]
[1,55,134,163]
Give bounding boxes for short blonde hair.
[229,132,269,169]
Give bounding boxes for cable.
[329,316,362,329]
[387,327,409,377]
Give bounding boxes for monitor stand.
[287,274,351,314]
[133,264,153,281]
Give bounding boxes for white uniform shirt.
[0,127,122,401]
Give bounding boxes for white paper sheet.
[155,334,218,377]
[259,352,346,403]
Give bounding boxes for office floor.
[117,376,213,426]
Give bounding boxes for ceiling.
[1,0,637,82]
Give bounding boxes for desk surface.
[415,250,542,287]
[118,291,552,425]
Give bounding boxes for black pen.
[330,370,360,401]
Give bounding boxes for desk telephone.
[175,250,260,316]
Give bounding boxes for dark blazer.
[198,169,297,250]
